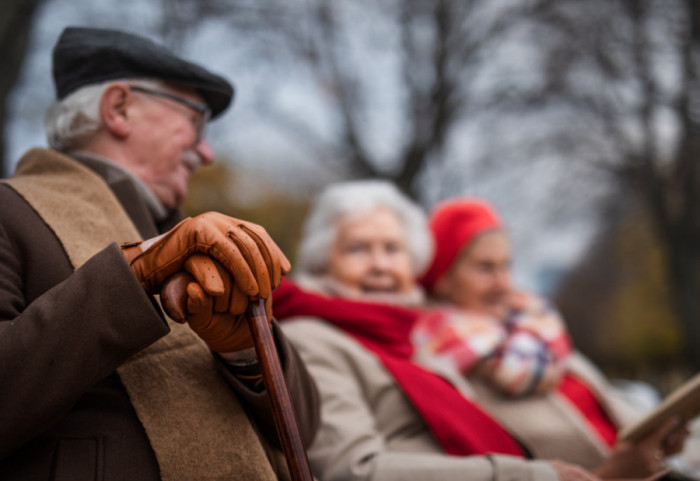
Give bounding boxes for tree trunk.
[0,0,44,177]
[666,239,700,369]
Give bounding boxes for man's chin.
[171,183,189,208]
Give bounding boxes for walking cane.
[246,299,314,481]
[161,275,313,481]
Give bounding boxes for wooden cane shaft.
[247,300,314,481]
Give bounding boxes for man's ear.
[100,84,132,138]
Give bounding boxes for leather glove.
[160,254,274,352]
[121,211,291,297]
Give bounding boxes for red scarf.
[559,376,617,447]
[273,279,526,457]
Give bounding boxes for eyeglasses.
[129,85,211,143]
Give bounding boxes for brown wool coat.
[0,149,319,481]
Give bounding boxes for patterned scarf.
[412,291,572,397]
[411,292,616,447]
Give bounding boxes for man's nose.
[195,138,214,165]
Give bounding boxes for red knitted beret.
[420,197,502,292]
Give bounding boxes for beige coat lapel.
[5,148,141,265]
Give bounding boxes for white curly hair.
[45,78,164,152]
[296,179,434,277]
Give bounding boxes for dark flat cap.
[52,26,234,118]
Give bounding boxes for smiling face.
[327,207,415,296]
[124,83,214,209]
[434,230,512,318]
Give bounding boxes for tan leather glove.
[161,254,274,352]
[121,211,291,297]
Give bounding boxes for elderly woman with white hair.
[292,179,433,303]
[272,180,678,481]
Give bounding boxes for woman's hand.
[595,417,689,479]
[549,460,603,481]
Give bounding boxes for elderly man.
[0,27,318,480]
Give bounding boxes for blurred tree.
[530,0,700,369]
[556,198,683,381]
[1,0,44,177]
[6,0,695,370]
[609,209,680,368]
[555,225,621,369]
[160,0,549,199]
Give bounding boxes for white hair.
[296,179,434,277]
[45,78,164,152]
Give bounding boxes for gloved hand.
[160,254,274,352]
[121,211,291,297]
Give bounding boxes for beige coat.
[282,314,649,481]
[282,318,562,481]
[464,352,645,469]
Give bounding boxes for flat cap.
[52,26,234,118]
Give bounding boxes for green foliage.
[604,210,682,365]
[557,201,685,377]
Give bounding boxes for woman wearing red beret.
[417,197,687,476]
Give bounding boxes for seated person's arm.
[284,319,562,481]
[159,256,320,448]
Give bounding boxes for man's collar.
[69,151,169,221]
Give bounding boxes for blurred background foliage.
[182,162,311,268]
[555,198,687,391]
[4,0,700,392]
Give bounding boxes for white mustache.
[181,150,202,171]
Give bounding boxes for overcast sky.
[7,0,610,294]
